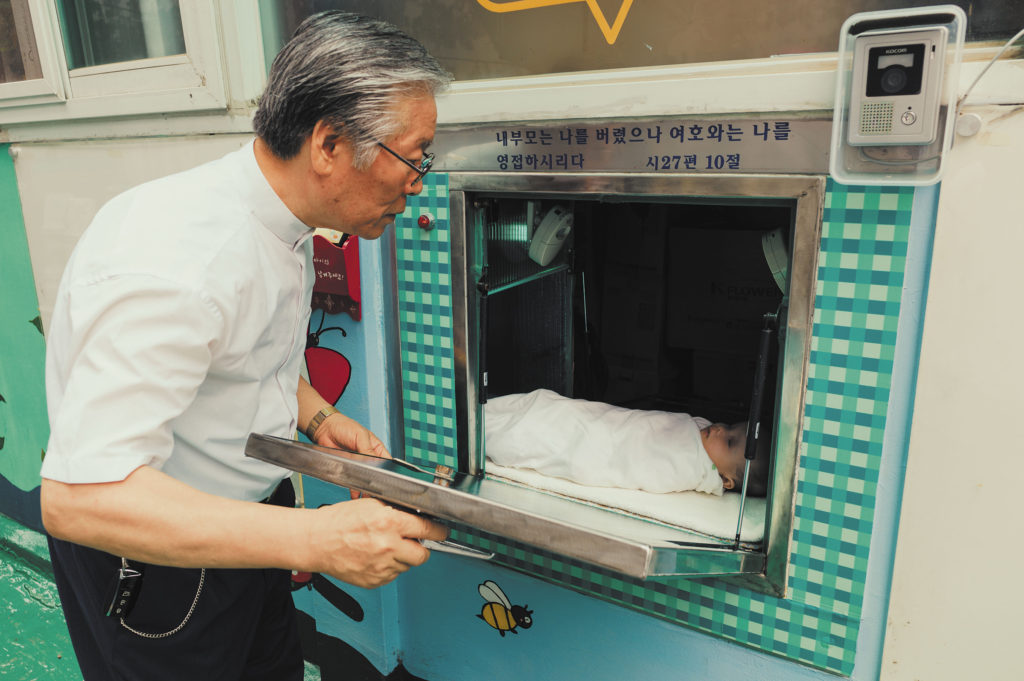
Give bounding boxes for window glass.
[0,0,43,83]
[56,0,185,70]
[260,0,1024,81]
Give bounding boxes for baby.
[485,389,770,496]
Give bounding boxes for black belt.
[259,478,294,506]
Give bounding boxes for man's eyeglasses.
[376,141,434,185]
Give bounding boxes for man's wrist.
[305,405,339,442]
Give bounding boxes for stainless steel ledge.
[246,433,765,579]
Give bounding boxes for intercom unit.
[830,6,965,186]
[848,26,948,146]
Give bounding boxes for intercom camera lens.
[880,66,909,95]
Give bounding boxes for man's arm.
[41,465,446,589]
[297,376,388,456]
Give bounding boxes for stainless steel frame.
[449,172,824,595]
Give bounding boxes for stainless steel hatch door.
[246,433,765,579]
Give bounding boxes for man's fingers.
[394,538,432,568]
[420,518,448,542]
[388,507,448,542]
[370,437,391,459]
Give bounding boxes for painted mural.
[0,143,48,532]
[477,580,535,637]
[306,231,362,410]
[476,0,635,45]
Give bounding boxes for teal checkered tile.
[396,174,458,469]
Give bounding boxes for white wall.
[881,105,1024,680]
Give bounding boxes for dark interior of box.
[483,198,790,428]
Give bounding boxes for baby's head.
[700,421,771,496]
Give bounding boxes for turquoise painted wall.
[292,236,406,677]
[0,144,48,531]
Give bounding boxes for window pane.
[0,0,43,83]
[260,0,1024,82]
[56,0,185,70]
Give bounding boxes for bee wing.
[478,580,512,609]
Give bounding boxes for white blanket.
[484,389,723,495]
[484,389,765,543]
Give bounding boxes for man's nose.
[405,176,425,196]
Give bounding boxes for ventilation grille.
[487,203,533,290]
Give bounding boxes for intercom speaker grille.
[859,102,894,135]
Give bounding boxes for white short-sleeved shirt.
[41,140,314,501]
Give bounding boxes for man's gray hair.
[253,11,451,168]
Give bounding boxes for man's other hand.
[307,498,447,589]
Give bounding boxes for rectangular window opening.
[448,174,822,595]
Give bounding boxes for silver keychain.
[106,557,206,639]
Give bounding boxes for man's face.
[701,422,748,490]
[317,95,437,239]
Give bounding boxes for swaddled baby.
[485,389,767,496]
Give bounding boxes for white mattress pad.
[486,462,766,544]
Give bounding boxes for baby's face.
[701,422,748,490]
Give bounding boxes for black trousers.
[48,481,303,681]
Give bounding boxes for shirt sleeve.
[42,274,224,484]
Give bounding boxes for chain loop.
[119,568,206,639]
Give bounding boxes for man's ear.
[309,120,341,176]
[721,475,735,490]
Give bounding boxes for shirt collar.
[235,139,312,249]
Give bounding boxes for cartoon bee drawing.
[477,580,533,637]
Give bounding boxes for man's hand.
[312,410,389,459]
[298,377,388,459]
[309,410,388,499]
[306,498,447,588]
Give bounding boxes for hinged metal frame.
[246,433,766,578]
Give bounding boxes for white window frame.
[0,0,233,126]
[0,0,66,107]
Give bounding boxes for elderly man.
[40,12,450,681]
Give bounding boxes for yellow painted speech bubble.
[477,0,635,45]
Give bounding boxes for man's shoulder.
[116,149,249,225]
[69,148,265,290]
[93,151,257,248]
